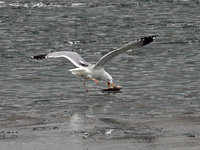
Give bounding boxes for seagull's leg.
[83,78,87,89]
[83,78,90,91]
[91,78,100,84]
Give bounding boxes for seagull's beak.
[107,82,115,88]
[111,83,115,88]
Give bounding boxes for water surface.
[0,0,200,148]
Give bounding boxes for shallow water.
[0,0,200,148]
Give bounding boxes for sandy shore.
[0,113,200,150]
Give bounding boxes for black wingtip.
[30,54,47,59]
[140,35,156,46]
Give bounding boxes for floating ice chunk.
[32,2,47,8]
[68,41,80,45]
[9,2,21,7]
[71,3,86,7]
[105,129,113,136]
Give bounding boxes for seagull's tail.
[69,68,86,76]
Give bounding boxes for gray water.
[0,0,200,122]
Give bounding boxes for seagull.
[30,36,156,91]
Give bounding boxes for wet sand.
[0,113,200,150]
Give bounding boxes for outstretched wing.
[30,51,91,68]
[94,36,156,69]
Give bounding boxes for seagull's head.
[103,71,113,85]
